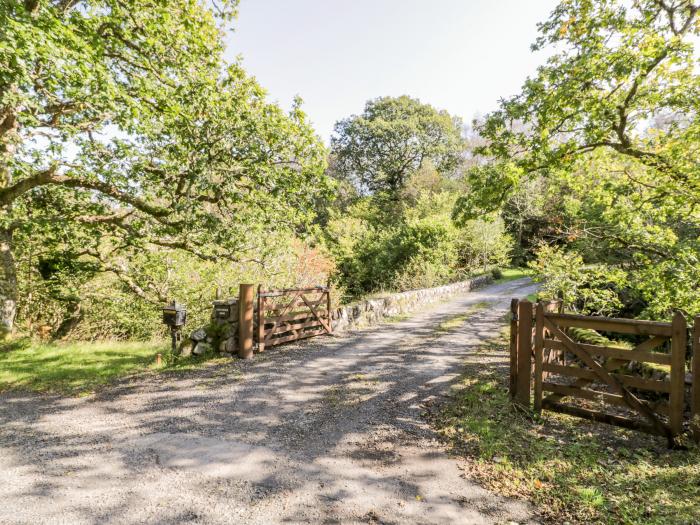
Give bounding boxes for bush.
[325,191,515,299]
[529,244,627,317]
[16,236,335,340]
[491,268,503,280]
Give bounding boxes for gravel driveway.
[0,278,538,525]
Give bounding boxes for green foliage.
[1,0,330,334]
[17,232,335,339]
[529,244,626,316]
[328,213,458,296]
[463,0,699,213]
[457,216,512,272]
[458,0,700,320]
[325,188,513,298]
[331,96,465,195]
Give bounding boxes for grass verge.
[437,301,490,332]
[495,267,533,284]
[0,338,228,395]
[429,332,700,525]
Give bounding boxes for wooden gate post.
[238,283,254,359]
[516,299,533,408]
[692,316,700,443]
[669,311,687,436]
[533,302,545,413]
[326,285,333,334]
[256,284,265,353]
[509,299,519,399]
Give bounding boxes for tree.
[455,0,699,219]
[452,0,700,319]
[331,96,465,196]
[0,0,329,334]
[537,150,700,318]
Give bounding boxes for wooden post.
[533,302,545,413]
[692,316,700,442]
[326,285,333,334]
[669,311,687,436]
[509,299,519,399]
[238,283,254,359]
[256,284,265,353]
[516,299,533,408]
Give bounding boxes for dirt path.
[0,278,538,525]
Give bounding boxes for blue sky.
[224,0,559,144]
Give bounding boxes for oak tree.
[331,96,465,196]
[0,0,329,334]
[455,0,699,218]
[456,0,700,317]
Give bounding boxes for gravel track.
[0,278,539,525]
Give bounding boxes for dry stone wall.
[330,274,493,332]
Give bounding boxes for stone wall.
[330,273,493,332]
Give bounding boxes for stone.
[329,275,492,334]
[190,328,207,342]
[193,342,212,355]
[219,337,236,354]
[179,339,193,357]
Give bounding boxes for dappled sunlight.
[0,279,537,524]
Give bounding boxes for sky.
[224,0,560,144]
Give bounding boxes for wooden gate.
[256,285,332,352]
[510,299,698,444]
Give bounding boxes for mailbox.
[212,298,238,322]
[162,302,187,328]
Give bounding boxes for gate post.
[326,285,333,334]
[692,316,700,443]
[516,299,533,408]
[509,299,519,399]
[257,284,265,353]
[669,311,687,436]
[238,283,254,359]
[533,302,545,413]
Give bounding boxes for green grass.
[495,267,533,284]
[384,313,411,323]
[431,333,700,525]
[0,338,227,395]
[437,301,490,332]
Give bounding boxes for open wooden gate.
[256,285,332,352]
[533,305,687,441]
[508,299,700,444]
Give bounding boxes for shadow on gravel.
[0,280,538,524]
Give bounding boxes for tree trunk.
[54,302,83,340]
[0,227,17,336]
[1,99,20,336]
